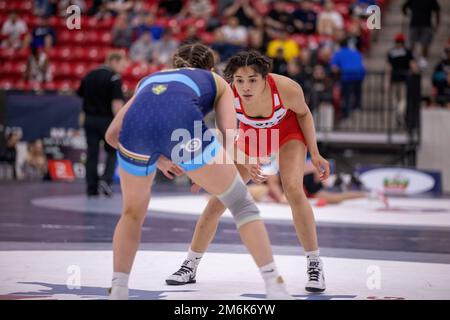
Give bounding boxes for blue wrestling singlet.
[117,68,221,176]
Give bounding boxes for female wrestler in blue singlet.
[105,43,292,300]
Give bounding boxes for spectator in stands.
[223,0,261,28]
[77,50,126,197]
[129,32,155,63]
[87,0,106,17]
[34,0,57,17]
[22,139,48,181]
[106,0,134,15]
[58,0,87,16]
[30,17,56,49]
[134,12,164,41]
[317,0,344,36]
[265,1,294,34]
[1,11,28,49]
[0,132,21,180]
[287,59,311,99]
[183,25,201,44]
[316,46,333,75]
[386,33,416,127]
[350,0,377,18]
[298,49,314,78]
[247,27,264,52]
[432,47,450,104]
[266,28,300,62]
[309,64,334,114]
[152,29,179,66]
[180,0,213,20]
[402,0,440,63]
[272,47,288,76]
[221,17,248,48]
[293,0,317,35]
[333,28,347,49]
[331,38,366,120]
[222,0,264,52]
[112,12,133,48]
[24,45,52,84]
[346,14,364,52]
[158,0,184,17]
[211,29,240,64]
[88,0,131,19]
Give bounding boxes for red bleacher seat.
[335,4,350,20]
[13,79,31,91]
[58,30,73,45]
[57,46,72,61]
[73,32,86,45]
[1,61,14,75]
[73,64,88,79]
[85,31,99,45]
[54,80,76,91]
[0,79,14,90]
[200,32,214,45]
[0,48,14,60]
[98,31,112,45]
[72,46,87,60]
[0,12,8,24]
[40,81,56,91]
[51,62,74,79]
[87,47,102,62]
[97,18,115,31]
[292,34,307,47]
[13,61,26,75]
[27,15,41,28]
[0,1,32,13]
[1,61,26,78]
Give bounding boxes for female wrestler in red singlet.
[166,51,330,293]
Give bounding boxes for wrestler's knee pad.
[217,174,261,228]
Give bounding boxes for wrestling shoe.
[166,259,197,285]
[305,258,326,293]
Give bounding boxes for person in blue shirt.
[331,38,366,119]
[30,17,56,49]
[134,12,164,41]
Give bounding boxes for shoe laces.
[173,260,194,276]
[307,260,321,282]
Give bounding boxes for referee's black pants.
[84,115,117,195]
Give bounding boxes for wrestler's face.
[233,67,266,103]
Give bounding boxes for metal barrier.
[311,71,412,133]
[311,71,421,167]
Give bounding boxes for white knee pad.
[217,174,261,228]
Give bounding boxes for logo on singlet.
[152,84,168,95]
[183,138,202,153]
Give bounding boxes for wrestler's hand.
[246,163,268,184]
[191,183,202,193]
[310,154,330,181]
[157,155,184,180]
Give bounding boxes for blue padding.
[117,151,157,176]
[137,74,201,96]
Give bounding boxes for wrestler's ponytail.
[172,43,215,70]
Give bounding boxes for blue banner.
[5,93,82,142]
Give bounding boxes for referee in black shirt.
[77,50,127,197]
